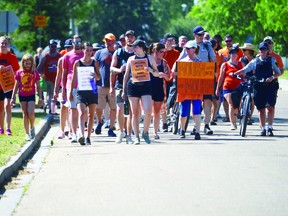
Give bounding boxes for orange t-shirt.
[269,52,283,69]
[218,47,244,62]
[60,50,68,56]
[215,51,221,80]
[0,52,20,91]
[223,61,243,91]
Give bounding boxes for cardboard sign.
[77,66,94,91]
[0,65,15,93]
[131,59,150,82]
[178,62,215,95]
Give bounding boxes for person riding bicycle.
[234,42,281,136]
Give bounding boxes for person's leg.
[153,101,163,136]
[20,102,29,135]
[60,105,68,133]
[0,100,4,131]
[203,98,212,125]
[129,97,141,139]
[4,98,12,130]
[224,93,237,128]
[87,104,96,138]
[141,95,153,133]
[27,101,35,129]
[77,103,86,138]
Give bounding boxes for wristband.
[271,75,275,80]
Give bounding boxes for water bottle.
[51,99,56,114]
[124,98,130,116]
[90,76,98,94]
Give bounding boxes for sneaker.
[95,121,103,135]
[104,120,110,128]
[180,130,185,139]
[154,134,160,140]
[85,137,91,145]
[162,123,168,132]
[26,134,31,141]
[68,132,73,140]
[108,129,117,137]
[267,128,274,137]
[204,124,213,135]
[142,132,151,144]
[195,132,201,140]
[260,129,266,136]
[134,137,140,145]
[58,131,65,139]
[30,127,35,139]
[78,136,85,145]
[126,136,134,144]
[115,131,125,143]
[190,128,196,135]
[71,134,77,143]
[64,131,70,137]
[247,119,253,125]
[0,128,4,135]
[230,123,237,130]
[6,129,12,136]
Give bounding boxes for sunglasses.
[50,45,57,48]
[225,40,232,43]
[73,41,82,45]
[158,50,166,54]
[259,48,268,51]
[265,40,272,45]
[196,33,204,36]
[186,47,196,50]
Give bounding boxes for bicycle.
[238,76,264,137]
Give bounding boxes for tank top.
[44,52,61,82]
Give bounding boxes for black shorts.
[76,90,98,106]
[254,83,277,110]
[19,95,36,102]
[0,90,12,101]
[127,80,152,98]
[152,84,164,102]
[203,94,213,100]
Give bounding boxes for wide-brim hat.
[240,43,254,51]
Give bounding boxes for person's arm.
[36,80,43,108]
[53,58,63,98]
[159,59,171,81]
[61,57,68,100]
[10,79,19,107]
[94,60,100,81]
[69,61,79,101]
[215,62,226,96]
[268,58,281,82]
[147,55,159,77]
[36,55,46,75]
[234,59,256,76]
[122,57,132,99]
[110,51,124,74]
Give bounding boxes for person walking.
[70,42,100,145]
[234,42,281,136]
[122,39,159,144]
[37,39,62,114]
[0,36,20,135]
[94,33,117,137]
[62,35,84,142]
[11,54,43,140]
[215,46,243,130]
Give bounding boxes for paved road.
[4,88,288,216]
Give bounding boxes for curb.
[0,115,53,186]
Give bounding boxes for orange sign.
[131,59,150,82]
[178,62,215,95]
[34,15,47,27]
[0,65,15,93]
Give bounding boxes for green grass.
[0,111,46,167]
[280,69,288,80]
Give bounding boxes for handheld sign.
[131,59,150,82]
[0,65,15,93]
[178,62,215,95]
[77,66,94,91]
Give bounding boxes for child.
[11,54,43,141]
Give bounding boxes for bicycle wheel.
[172,103,180,135]
[239,94,251,137]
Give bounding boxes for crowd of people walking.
[0,25,284,144]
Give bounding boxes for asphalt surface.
[0,79,288,216]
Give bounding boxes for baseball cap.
[49,39,57,45]
[103,33,116,42]
[229,46,239,54]
[184,40,198,49]
[119,34,125,40]
[164,33,174,40]
[258,42,269,50]
[193,26,205,34]
[64,39,73,48]
[125,30,135,36]
[263,36,274,43]
[128,39,146,48]
[92,43,102,50]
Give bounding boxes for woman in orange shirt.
[215,47,243,130]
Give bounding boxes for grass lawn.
[0,111,46,167]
